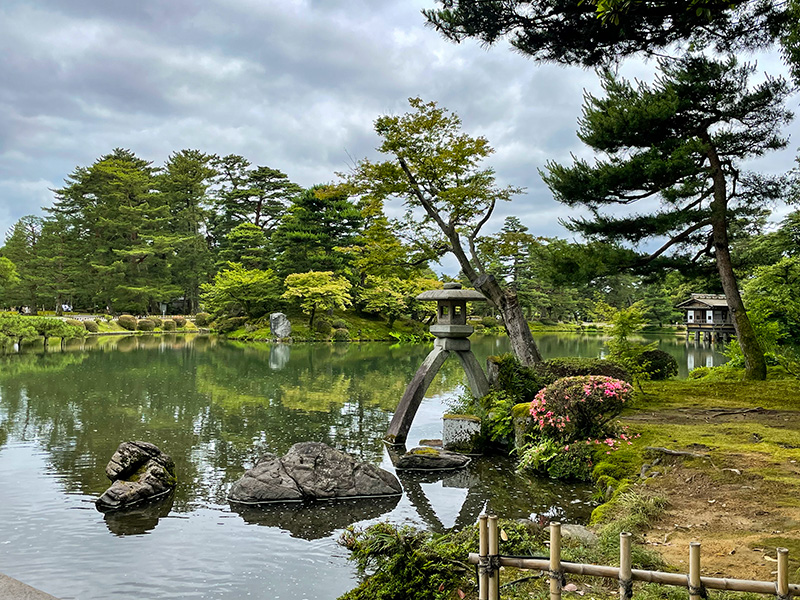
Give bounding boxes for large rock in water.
[269,312,292,338]
[96,441,177,512]
[228,442,402,504]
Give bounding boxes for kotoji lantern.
[385,283,491,445]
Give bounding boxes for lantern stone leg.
[454,350,490,398]
[385,346,450,445]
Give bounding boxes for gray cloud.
[1,0,797,267]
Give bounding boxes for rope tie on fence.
[478,555,501,577]
[776,582,792,600]
[618,577,633,599]
[549,569,566,588]
[687,575,708,599]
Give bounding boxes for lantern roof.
[416,282,486,302]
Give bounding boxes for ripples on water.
[0,333,716,599]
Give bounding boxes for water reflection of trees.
[0,338,474,514]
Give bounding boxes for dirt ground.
[624,408,800,582]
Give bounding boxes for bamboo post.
[550,522,562,600]
[619,532,632,600]
[479,514,488,600]
[777,547,789,600]
[689,542,702,600]
[488,515,500,600]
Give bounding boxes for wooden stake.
[479,514,488,600]
[619,532,632,600]
[777,547,789,600]
[689,542,702,600]
[488,515,499,600]
[550,522,562,600]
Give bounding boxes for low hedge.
[117,315,137,331]
[162,319,177,331]
[137,319,155,331]
[194,312,211,327]
[83,320,99,333]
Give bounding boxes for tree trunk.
[705,136,766,380]
[474,274,543,366]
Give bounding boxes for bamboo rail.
[471,515,797,599]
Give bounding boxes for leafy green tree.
[743,256,800,342]
[210,154,302,242]
[424,0,788,67]
[282,271,353,327]
[542,56,793,380]
[2,216,48,312]
[0,257,18,302]
[200,263,281,319]
[159,149,216,313]
[348,97,543,365]
[216,223,270,270]
[50,148,180,314]
[271,186,363,279]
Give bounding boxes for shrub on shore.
[117,315,137,331]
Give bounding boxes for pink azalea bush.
[529,375,633,443]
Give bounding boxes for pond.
[0,333,724,599]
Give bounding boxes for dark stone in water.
[228,442,402,504]
[96,441,177,512]
[395,447,471,471]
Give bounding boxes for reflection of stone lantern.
[385,283,491,445]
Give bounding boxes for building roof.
[675,294,729,309]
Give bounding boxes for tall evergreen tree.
[542,55,793,379]
[271,185,363,279]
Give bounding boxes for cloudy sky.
[2,0,798,270]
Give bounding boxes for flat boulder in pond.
[395,447,471,471]
[96,441,177,512]
[228,442,402,504]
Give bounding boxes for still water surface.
[0,333,724,599]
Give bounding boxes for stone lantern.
[385,283,491,445]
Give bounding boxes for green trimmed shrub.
[94,317,104,325]
[137,319,155,331]
[194,312,211,327]
[117,315,137,331]
[481,316,500,328]
[162,319,177,331]
[83,320,99,333]
[173,316,187,328]
[314,319,332,337]
[331,319,348,330]
[149,316,163,328]
[332,328,350,342]
[103,314,113,322]
[537,357,631,384]
[215,316,245,334]
[65,319,85,329]
[637,349,678,380]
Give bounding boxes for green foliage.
[488,353,548,403]
[173,316,186,328]
[637,349,678,380]
[481,316,500,328]
[332,328,350,342]
[743,255,800,342]
[201,263,282,319]
[137,319,155,331]
[314,319,333,337]
[331,318,348,330]
[162,319,177,332]
[64,319,84,329]
[214,316,245,334]
[546,442,595,481]
[282,271,352,326]
[194,312,211,327]
[338,520,545,600]
[149,316,162,328]
[83,319,99,333]
[536,357,631,384]
[117,315,137,331]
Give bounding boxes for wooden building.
[675,294,736,343]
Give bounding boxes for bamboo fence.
[470,515,796,600]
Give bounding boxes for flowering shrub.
[529,375,633,442]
